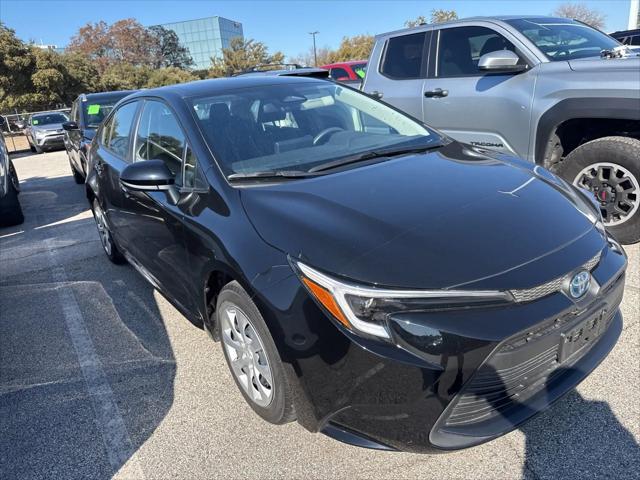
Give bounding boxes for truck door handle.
[424,88,448,98]
[369,90,384,100]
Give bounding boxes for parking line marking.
[45,239,145,478]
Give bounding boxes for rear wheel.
[217,281,296,424]
[91,199,126,264]
[0,163,24,227]
[70,161,84,184]
[556,136,640,244]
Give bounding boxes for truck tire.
[556,136,640,244]
[0,162,24,227]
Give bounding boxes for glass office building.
[155,16,244,69]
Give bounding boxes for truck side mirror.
[478,50,526,73]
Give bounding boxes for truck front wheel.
[556,136,640,244]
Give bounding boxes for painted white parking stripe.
[46,239,145,478]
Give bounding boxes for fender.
[85,167,100,204]
[535,97,640,165]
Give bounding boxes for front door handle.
[369,90,384,100]
[424,88,449,98]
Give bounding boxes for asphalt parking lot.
[1,149,638,480]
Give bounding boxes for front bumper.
[35,134,65,149]
[270,243,626,453]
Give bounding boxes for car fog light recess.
[294,261,512,340]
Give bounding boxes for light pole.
[309,31,319,66]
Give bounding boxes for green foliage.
[289,34,373,67]
[146,67,197,88]
[405,9,458,28]
[209,37,285,77]
[100,63,150,91]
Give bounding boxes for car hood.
[240,143,606,290]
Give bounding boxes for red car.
[320,60,367,82]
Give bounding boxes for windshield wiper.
[309,143,444,173]
[228,170,314,181]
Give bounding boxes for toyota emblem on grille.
[569,270,591,299]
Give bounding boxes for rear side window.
[381,32,426,79]
[437,26,517,78]
[329,67,349,80]
[135,100,185,176]
[104,102,138,159]
[631,35,640,46]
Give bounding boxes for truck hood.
[240,143,605,290]
[568,55,640,73]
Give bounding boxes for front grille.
[509,252,601,303]
[444,301,619,428]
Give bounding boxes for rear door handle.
[424,88,448,98]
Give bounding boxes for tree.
[430,9,458,24]
[328,35,374,62]
[0,23,36,111]
[100,63,151,91]
[405,9,458,27]
[148,26,193,69]
[67,18,157,72]
[208,37,285,77]
[289,46,334,67]
[146,67,197,88]
[554,2,606,30]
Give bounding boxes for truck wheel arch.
[536,98,640,167]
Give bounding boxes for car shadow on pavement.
[0,169,179,479]
[478,364,640,479]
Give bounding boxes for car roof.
[80,90,139,102]
[124,75,329,101]
[321,60,367,67]
[375,15,579,38]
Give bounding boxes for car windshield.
[506,18,621,61]
[31,113,68,126]
[190,82,439,177]
[82,97,126,128]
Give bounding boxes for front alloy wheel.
[556,136,640,244]
[216,281,296,424]
[221,306,274,407]
[573,162,639,227]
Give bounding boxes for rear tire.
[555,136,640,244]
[0,163,24,227]
[91,199,126,264]
[70,161,84,184]
[216,281,296,425]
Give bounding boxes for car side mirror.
[120,160,175,191]
[478,50,526,73]
[62,121,79,131]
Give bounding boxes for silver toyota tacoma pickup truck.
[363,16,640,243]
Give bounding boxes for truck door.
[422,25,536,159]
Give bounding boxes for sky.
[0,0,634,59]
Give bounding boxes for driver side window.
[135,101,186,179]
[437,26,518,78]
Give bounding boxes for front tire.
[91,199,126,264]
[555,136,640,244]
[216,281,296,425]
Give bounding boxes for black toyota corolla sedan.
[86,76,627,452]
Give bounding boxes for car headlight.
[34,130,46,139]
[294,261,512,340]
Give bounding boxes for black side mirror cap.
[120,160,175,191]
[62,121,79,131]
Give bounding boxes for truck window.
[437,26,516,78]
[381,32,426,79]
